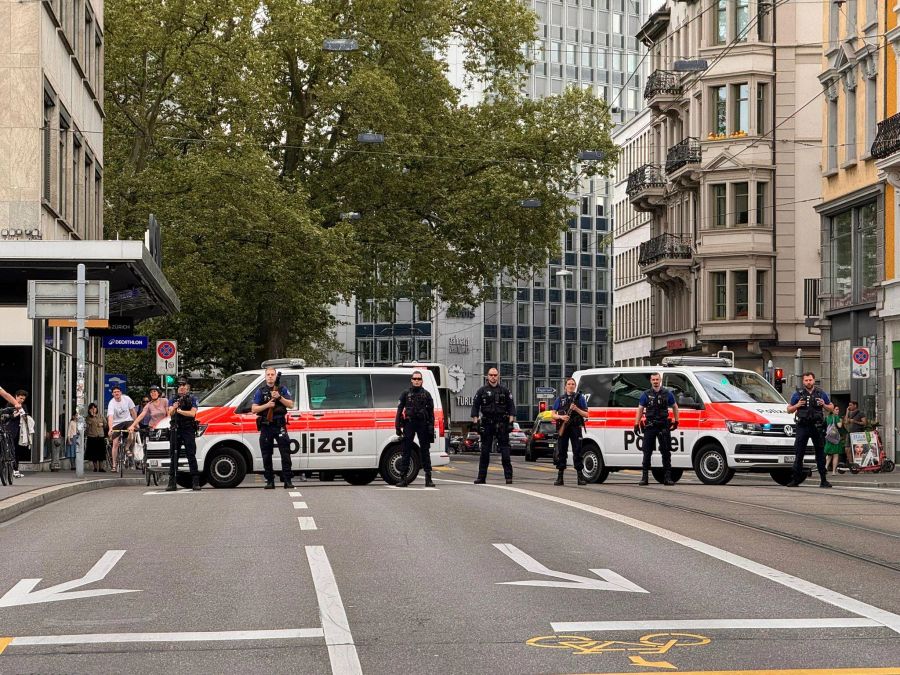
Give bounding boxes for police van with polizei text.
[144,360,449,488]
[571,357,814,486]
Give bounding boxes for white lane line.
[306,546,363,675]
[377,487,439,491]
[9,628,324,647]
[142,491,194,495]
[293,502,309,509]
[289,491,303,498]
[439,478,900,635]
[297,517,317,530]
[552,618,883,632]
[839,486,900,493]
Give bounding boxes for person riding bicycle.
[0,386,20,409]
[128,385,168,441]
[106,385,136,473]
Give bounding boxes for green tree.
[104,0,617,374]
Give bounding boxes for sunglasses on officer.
[411,376,422,381]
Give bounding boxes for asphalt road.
[0,456,898,674]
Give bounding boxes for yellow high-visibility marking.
[567,669,900,675]
[628,655,676,669]
[432,466,456,472]
[0,638,12,655]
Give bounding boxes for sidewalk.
[0,469,145,525]
[733,468,900,488]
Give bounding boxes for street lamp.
[556,269,573,380]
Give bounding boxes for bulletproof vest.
[478,386,510,418]
[257,386,287,422]
[172,396,197,430]
[795,387,825,425]
[559,393,585,427]
[404,388,431,422]
[644,388,670,425]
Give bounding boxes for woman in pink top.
[129,385,169,432]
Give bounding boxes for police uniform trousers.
[260,422,293,483]
[169,425,199,478]
[478,418,512,480]
[792,422,827,480]
[400,421,432,475]
[555,425,584,473]
[641,423,672,471]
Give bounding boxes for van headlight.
[726,421,764,435]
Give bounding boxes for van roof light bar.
[260,358,306,369]
[660,356,733,367]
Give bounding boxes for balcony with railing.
[665,137,701,185]
[872,112,900,160]
[638,233,694,286]
[626,164,666,212]
[644,70,682,113]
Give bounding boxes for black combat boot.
[165,475,177,492]
[192,475,201,491]
[638,470,649,486]
[396,476,409,488]
[424,472,435,488]
[505,477,513,484]
[663,470,674,486]
[284,479,295,489]
[819,474,833,488]
[554,470,564,486]
[577,472,587,486]
[264,481,275,489]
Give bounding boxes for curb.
[0,478,145,525]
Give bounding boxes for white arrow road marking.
[0,551,139,608]
[494,543,648,592]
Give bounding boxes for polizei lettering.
[624,430,685,452]
[287,432,354,455]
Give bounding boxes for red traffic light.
[538,401,547,413]
[774,368,784,381]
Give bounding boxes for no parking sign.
[851,346,870,379]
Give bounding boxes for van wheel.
[344,470,378,486]
[581,445,609,484]
[694,445,735,485]
[652,468,683,484]
[205,447,246,488]
[769,468,804,486]
[379,444,419,485]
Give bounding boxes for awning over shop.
[0,240,179,319]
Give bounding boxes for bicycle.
[106,427,135,478]
[0,407,18,486]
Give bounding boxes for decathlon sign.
[102,336,149,350]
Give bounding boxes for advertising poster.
[849,432,876,466]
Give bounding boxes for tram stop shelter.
[0,240,179,469]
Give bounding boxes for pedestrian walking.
[6,390,32,478]
[551,377,589,486]
[824,405,843,475]
[633,373,678,486]
[251,368,297,489]
[166,378,201,491]
[395,370,435,488]
[786,372,834,488]
[84,403,107,472]
[66,413,78,468]
[470,368,516,484]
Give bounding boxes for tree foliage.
[104,0,617,376]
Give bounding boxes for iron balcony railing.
[627,164,666,199]
[644,70,682,100]
[638,233,694,266]
[871,111,900,159]
[665,137,702,174]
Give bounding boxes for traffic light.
[538,401,547,413]
[164,375,175,387]
[773,368,785,393]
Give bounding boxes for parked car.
[509,422,528,454]
[463,432,481,452]
[525,413,559,462]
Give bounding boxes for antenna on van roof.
[661,356,733,367]
[260,358,306,369]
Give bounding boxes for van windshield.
[694,371,785,404]
[198,373,260,407]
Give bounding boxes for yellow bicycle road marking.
[628,655,677,669]
[565,669,900,675]
[0,638,12,655]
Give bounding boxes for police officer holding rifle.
[633,372,678,486]
[551,377,589,486]
[395,370,435,488]
[471,368,516,485]
[252,367,298,489]
[166,377,200,492]
[786,371,834,488]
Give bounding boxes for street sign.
[535,386,556,395]
[90,317,135,337]
[26,280,109,319]
[536,393,555,400]
[851,346,870,379]
[102,336,149,350]
[104,374,127,407]
[156,340,178,376]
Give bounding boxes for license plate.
[781,455,794,464]
[149,459,159,468]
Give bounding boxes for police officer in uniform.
[552,377,589,486]
[633,372,678,486]
[395,370,435,488]
[470,368,516,484]
[252,367,298,489]
[786,371,835,488]
[166,378,201,491]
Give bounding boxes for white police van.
[144,360,448,488]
